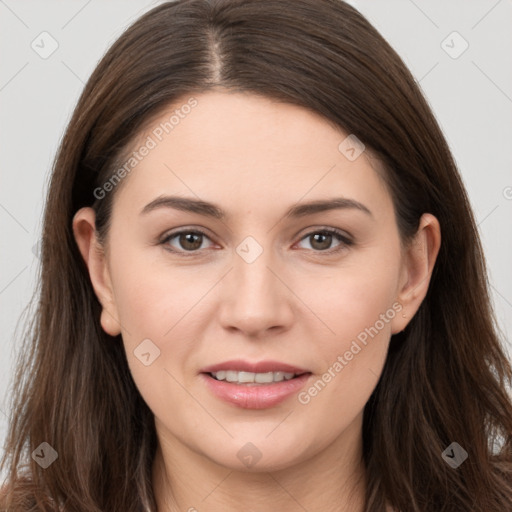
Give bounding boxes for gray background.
[1,0,511,476]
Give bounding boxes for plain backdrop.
[1,0,511,477]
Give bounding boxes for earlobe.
[72,207,122,337]
[391,213,441,334]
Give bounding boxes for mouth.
[199,359,312,408]
[206,370,310,385]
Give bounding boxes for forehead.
[111,91,393,222]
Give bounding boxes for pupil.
[312,233,331,250]
[181,233,202,250]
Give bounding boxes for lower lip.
[200,373,312,409]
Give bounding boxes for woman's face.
[75,90,436,472]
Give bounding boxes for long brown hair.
[1,0,511,510]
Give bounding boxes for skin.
[73,90,441,512]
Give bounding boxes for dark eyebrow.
[140,195,373,219]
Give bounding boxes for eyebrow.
[140,195,373,219]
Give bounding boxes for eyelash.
[159,227,354,257]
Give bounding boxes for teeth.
[211,370,297,383]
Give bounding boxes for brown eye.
[161,230,213,253]
[160,227,353,256]
[177,232,204,251]
[296,228,353,253]
[309,232,334,251]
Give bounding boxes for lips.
[200,359,309,375]
[199,359,312,409]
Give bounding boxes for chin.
[204,442,309,473]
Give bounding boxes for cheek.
[105,246,194,382]
[309,245,400,345]
[109,244,205,342]
[326,273,397,349]
[107,246,223,404]
[296,246,401,423]
[110,259,199,417]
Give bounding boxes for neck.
[152,413,367,512]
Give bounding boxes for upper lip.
[201,359,310,375]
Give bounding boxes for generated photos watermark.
[298,301,403,405]
[93,97,198,200]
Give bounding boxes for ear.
[72,207,122,336]
[391,213,441,334]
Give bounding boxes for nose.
[217,243,294,338]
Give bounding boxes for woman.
[1,0,511,510]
